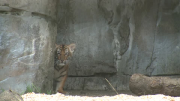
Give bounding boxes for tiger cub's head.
[55,43,76,66]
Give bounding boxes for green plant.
[25,84,41,93]
[25,85,33,93]
[25,84,53,95]
[46,90,52,95]
[0,88,5,93]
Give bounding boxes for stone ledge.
[0,0,57,19]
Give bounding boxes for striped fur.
[54,43,76,94]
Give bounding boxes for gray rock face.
[0,0,180,93]
[0,0,57,19]
[57,0,180,91]
[0,0,57,94]
[57,0,117,76]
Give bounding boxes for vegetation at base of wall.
[46,90,52,95]
[0,86,52,95]
[25,84,41,93]
[25,84,53,95]
[0,88,5,93]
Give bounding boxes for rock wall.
[57,0,180,91]
[0,0,57,94]
[0,0,179,93]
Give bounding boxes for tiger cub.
[54,43,76,94]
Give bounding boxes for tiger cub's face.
[55,43,76,66]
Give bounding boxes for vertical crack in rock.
[109,14,121,72]
[125,17,135,73]
[146,30,156,73]
[118,17,130,56]
[112,26,121,72]
[146,0,164,75]
[97,0,121,71]
[112,27,121,71]
[97,0,114,25]
[145,45,156,75]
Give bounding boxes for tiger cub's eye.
[65,49,68,55]
[57,49,61,54]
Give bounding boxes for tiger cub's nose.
[60,60,64,63]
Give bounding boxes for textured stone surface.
[0,0,180,93]
[120,0,180,76]
[57,0,117,77]
[64,77,114,90]
[0,0,57,94]
[129,74,180,96]
[57,0,180,91]
[0,90,23,101]
[0,0,57,19]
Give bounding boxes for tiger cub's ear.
[55,44,59,49]
[68,43,76,53]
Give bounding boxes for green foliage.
[46,90,52,95]
[0,86,52,95]
[25,85,33,93]
[25,84,53,95]
[25,84,41,93]
[0,88,5,93]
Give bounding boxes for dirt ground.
[22,90,180,101]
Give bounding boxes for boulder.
[0,0,57,94]
[0,90,23,101]
[129,74,180,96]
